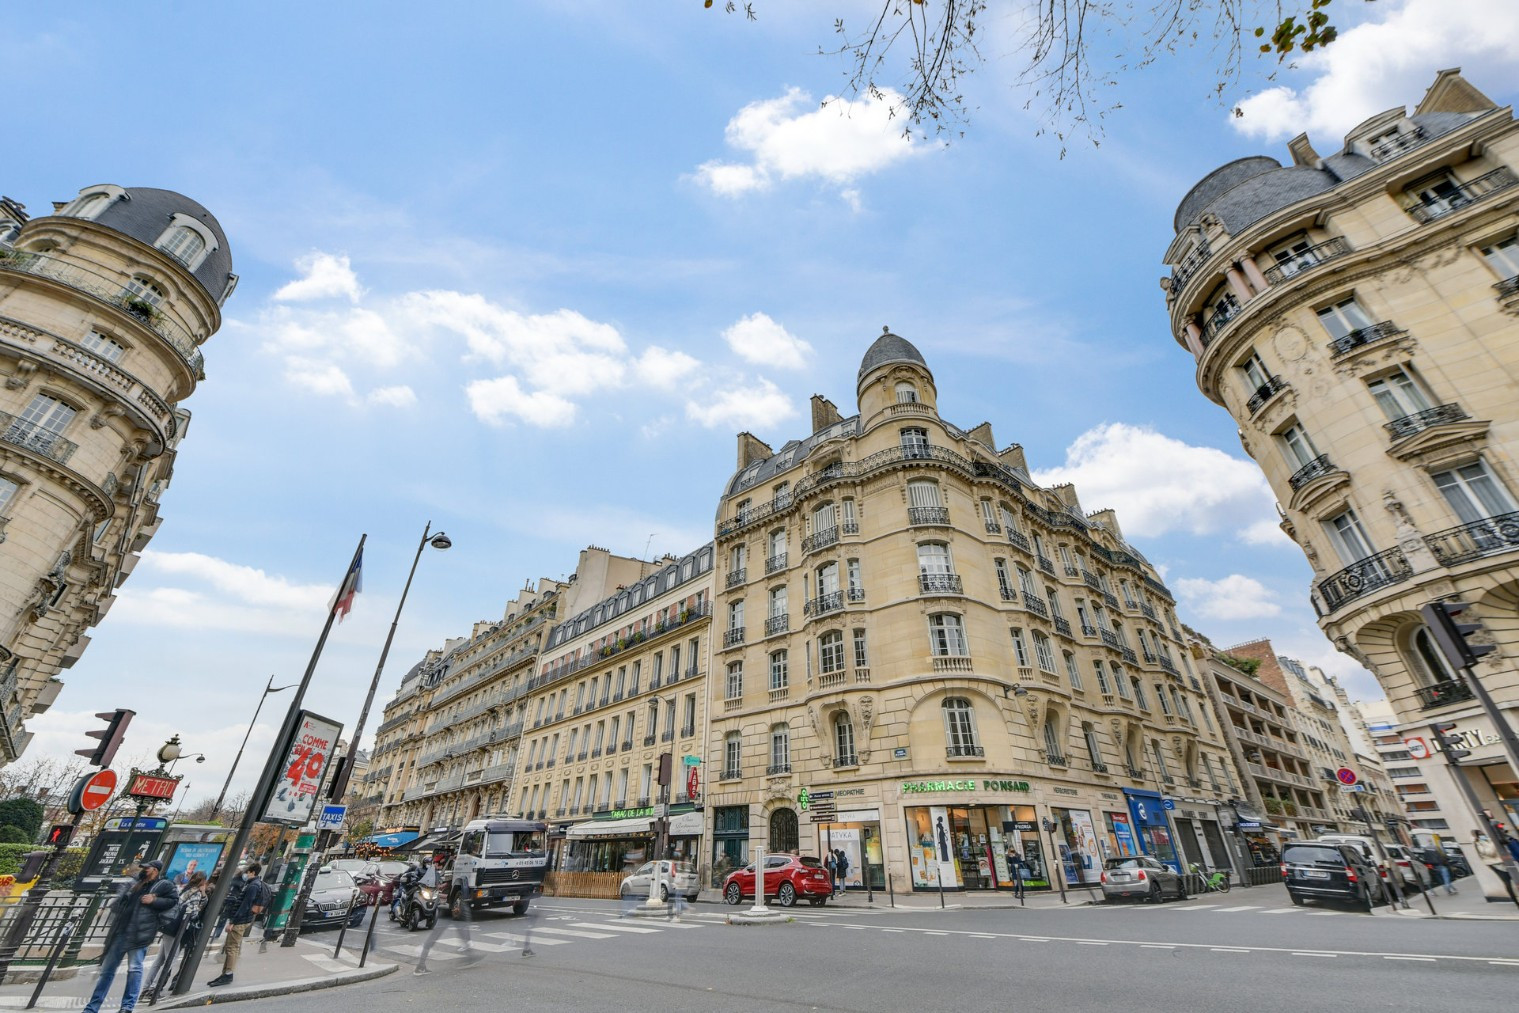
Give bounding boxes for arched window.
[69,192,113,220]
[1409,625,1461,686]
[1042,713,1065,763]
[122,276,166,312]
[895,381,918,403]
[769,807,799,853]
[157,226,206,268]
[942,697,979,756]
[769,723,790,773]
[834,712,857,765]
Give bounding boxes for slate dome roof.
[82,186,233,302]
[858,330,928,380]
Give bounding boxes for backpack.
[156,887,185,935]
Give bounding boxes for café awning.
[363,831,420,849]
[565,811,704,841]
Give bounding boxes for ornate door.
[770,807,799,853]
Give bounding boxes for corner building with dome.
[703,332,1243,896]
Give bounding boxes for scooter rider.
[391,861,424,920]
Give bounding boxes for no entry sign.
[68,769,118,814]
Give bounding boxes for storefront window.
[1053,808,1103,885]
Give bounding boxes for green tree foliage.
[0,826,30,845]
[0,843,38,875]
[0,797,45,841]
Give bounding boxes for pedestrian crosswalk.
[1095,901,1366,917]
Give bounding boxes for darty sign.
[901,779,1030,794]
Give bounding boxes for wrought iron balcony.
[1081,570,1100,591]
[803,527,840,553]
[1406,167,1518,223]
[1384,403,1469,440]
[1024,594,1048,619]
[1245,375,1288,415]
[1497,275,1519,299]
[1140,602,1157,621]
[833,755,859,768]
[984,520,1002,534]
[843,519,859,535]
[1090,761,1109,774]
[1370,126,1426,160]
[1045,751,1068,767]
[1316,546,1413,612]
[1288,454,1337,490]
[1203,299,1241,340]
[723,627,746,647]
[1170,239,1212,294]
[1099,629,1119,649]
[918,572,963,595]
[765,552,788,574]
[1126,765,1145,779]
[766,763,792,775]
[1328,320,1406,358]
[847,586,866,603]
[908,506,950,526]
[1053,616,1072,638]
[1008,530,1031,553]
[804,591,844,616]
[946,744,985,758]
[1425,510,1519,566]
[1064,563,1079,577]
[1102,591,1119,610]
[1081,624,1098,638]
[1120,646,1138,665]
[725,567,747,589]
[765,613,790,636]
[643,734,657,746]
[720,767,742,780]
[0,412,78,465]
[1037,555,1056,576]
[999,585,1016,602]
[1158,656,1177,675]
[1261,237,1351,285]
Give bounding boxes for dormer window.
[0,221,18,246]
[68,192,114,220]
[895,381,918,403]
[1368,125,1424,161]
[123,276,165,308]
[158,226,205,269]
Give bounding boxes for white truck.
[446,818,549,918]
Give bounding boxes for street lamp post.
[279,522,449,945]
[210,676,296,821]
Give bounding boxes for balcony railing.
[726,567,747,589]
[765,552,788,574]
[766,763,792,775]
[1424,510,1519,566]
[765,614,790,635]
[1416,679,1476,709]
[918,572,963,595]
[720,767,742,780]
[1328,320,1405,358]
[1053,616,1072,638]
[1245,375,1288,415]
[847,586,866,603]
[1024,595,1048,619]
[833,755,859,768]
[1384,403,1469,440]
[723,627,746,648]
[803,527,840,553]
[946,744,985,758]
[1261,237,1351,285]
[984,520,1002,534]
[1316,546,1413,612]
[1099,629,1119,648]
[803,591,844,617]
[1203,299,1241,340]
[1081,570,1100,591]
[998,585,1016,602]
[1037,555,1056,576]
[908,506,950,526]
[1090,761,1109,774]
[1045,752,1068,767]
[1008,530,1031,553]
[1406,167,1519,223]
[0,412,78,465]
[1370,126,1426,160]
[931,655,973,674]
[1170,239,1212,294]
[1287,454,1337,490]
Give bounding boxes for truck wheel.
[512,899,529,916]
[449,889,466,920]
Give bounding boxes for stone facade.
[702,332,1244,894]
[1160,70,1519,886]
[0,185,235,761]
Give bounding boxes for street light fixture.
[210,676,297,820]
[157,734,206,772]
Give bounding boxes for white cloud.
[692,86,925,199]
[111,551,339,635]
[685,378,797,431]
[466,375,578,427]
[722,312,812,370]
[1233,0,1519,141]
[634,347,702,390]
[367,385,417,408]
[1031,423,1277,539]
[1240,518,1294,547]
[273,251,362,302]
[284,356,356,401]
[1174,574,1283,621]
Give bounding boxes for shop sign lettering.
[598,806,654,821]
[900,779,1030,794]
[1052,787,1079,796]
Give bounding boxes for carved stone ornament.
[1023,696,1042,729]
[806,705,820,737]
[1271,324,1310,362]
[859,696,874,734]
[1109,718,1123,742]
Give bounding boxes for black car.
[1282,842,1383,908]
[302,868,366,930]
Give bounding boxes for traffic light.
[45,824,73,848]
[1420,601,1496,671]
[75,709,134,767]
[1431,722,1472,761]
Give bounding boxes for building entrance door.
[770,807,799,853]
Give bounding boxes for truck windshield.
[485,832,543,858]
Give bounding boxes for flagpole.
[174,534,366,994]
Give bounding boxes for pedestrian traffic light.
[75,708,133,767]
[1430,722,1472,761]
[45,824,73,848]
[1420,601,1496,671]
[656,752,672,787]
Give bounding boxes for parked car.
[722,854,833,907]
[1100,856,1187,903]
[1314,835,1399,890]
[1383,843,1433,891]
[620,860,700,902]
[302,868,367,930]
[1283,842,1383,908]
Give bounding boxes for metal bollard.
[25,913,77,1010]
[357,894,382,969]
[332,891,360,959]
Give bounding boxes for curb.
[155,963,398,1008]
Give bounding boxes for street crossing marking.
[1210,948,1249,953]
[1291,952,1336,958]
[530,926,619,939]
[1175,904,1218,911]
[1385,956,1435,962]
[571,921,660,934]
[1141,945,1174,949]
[1213,906,1261,912]
[1262,909,1298,914]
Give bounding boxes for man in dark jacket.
[83,859,178,1013]
[208,863,265,987]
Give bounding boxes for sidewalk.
[1391,882,1519,921]
[697,887,1090,912]
[0,930,396,1010]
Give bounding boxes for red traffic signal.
[1430,721,1473,761]
[45,824,73,848]
[76,709,134,767]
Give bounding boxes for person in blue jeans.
[84,860,179,1013]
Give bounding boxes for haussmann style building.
[1159,69,1519,894]
[0,185,235,762]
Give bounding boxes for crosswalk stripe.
[1262,908,1298,915]
[571,921,661,934]
[1213,906,1262,913]
[1175,904,1218,911]
[528,926,618,940]
[468,932,569,947]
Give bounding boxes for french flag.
[333,548,363,622]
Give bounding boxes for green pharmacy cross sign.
[797,787,810,811]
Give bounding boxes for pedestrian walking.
[144,871,209,1002]
[82,860,179,1013]
[1006,847,1026,901]
[209,866,247,941]
[414,879,474,976]
[835,849,850,895]
[1425,844,1456,895]
[207,862,267,987]
[824,850,838,895]
[1505,833,1519,866]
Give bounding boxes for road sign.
[682,754,701,766]
[1340,784,1367,793]
[68,768,118,814]
[317,804,347,830]
[1404,736,1431,760]
[809,805,838,823]
[1335,767,1359,786]
[1162,798,1175,811]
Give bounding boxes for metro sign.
[125,772,179,801]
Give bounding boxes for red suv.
[722,855,833,907]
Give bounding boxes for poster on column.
[1067,809,1102,884]
[827,827,864,889]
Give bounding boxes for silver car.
[1101,856,1187,903]
[619,860,700,902]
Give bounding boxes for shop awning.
[363,831,420,849]
[395,829,459,852]
[565,811,704,841]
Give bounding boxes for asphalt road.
[273,888,1517,1013]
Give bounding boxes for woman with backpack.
[144,871,209,1003]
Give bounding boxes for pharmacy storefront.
[898,778,1050,892]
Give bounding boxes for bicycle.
[1188,863,1231,894]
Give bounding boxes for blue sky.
[9,1,1518,803]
